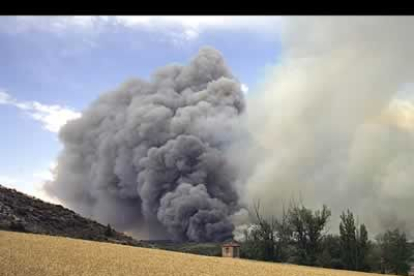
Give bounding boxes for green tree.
[287,202,331,266]
[377,229,413,275]
[317,234,344,269]
[339,210,357,270]
[366,242,382,273]
[339,210,371,272]
[274,207,294,263]
[356,224,370,271]
[241,200,277,261]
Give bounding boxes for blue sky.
[0,16,283,201]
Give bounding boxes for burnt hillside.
[0,184,146,247]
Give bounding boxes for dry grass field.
[0,230,387,276]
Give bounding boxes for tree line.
[239,200,413,275]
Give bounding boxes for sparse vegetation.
[0,184,144,247]
[9,220,26,232]
[105,224,114,237]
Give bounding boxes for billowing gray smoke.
[45,47,245,242]
[46,17,414,242]
[235,16,414,239]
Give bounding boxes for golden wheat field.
[0,230,387,276]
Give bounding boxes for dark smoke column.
[45,47,246,242]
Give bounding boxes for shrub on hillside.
[10,221,26,232]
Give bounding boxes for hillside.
[0,184,144,247]
[0,184,222,255]
[0,230,388,276]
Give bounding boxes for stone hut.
[221,241,240,258]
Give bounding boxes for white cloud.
[27,102,81,133]
[0,90,11,104]
[115,16,282,34]
[0,16,96,34]
[0,16,283,44]
[118,16,284,43]
[0,90,81,133]
[241,83,249,94]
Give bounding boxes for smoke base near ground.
[45,47,246,242]
[236,16,414,238]
[46,17,414,241]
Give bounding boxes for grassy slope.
[0,230,386,276]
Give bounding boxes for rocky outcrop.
[0,184,146,247]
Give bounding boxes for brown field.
[0,230,387,276]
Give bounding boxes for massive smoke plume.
[46,16,414,241]
[45,47,246,242]
[237,16,414,238]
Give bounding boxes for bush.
[10,221,26,232]
[105,224,114,237]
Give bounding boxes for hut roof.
[222,241,240,247]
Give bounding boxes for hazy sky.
[0,16,283,201]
